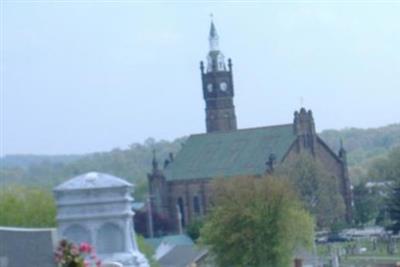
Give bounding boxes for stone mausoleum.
[54,172,149,267]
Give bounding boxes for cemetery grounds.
[316,237,400,267]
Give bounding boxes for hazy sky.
[1,1,400,155]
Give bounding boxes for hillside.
[0,154,82,168]
[1,123,399,199]
[320,123,400,183]
[0,138,186,199]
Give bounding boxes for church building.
[148,21,353,231]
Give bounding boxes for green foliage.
[0,185,56,227]
[136,235,159,267]
[353,183,384,227]
[200,176,314,267]
[370,147,400,233]
[277,153,345,229]
[320,124,400,166]
[387,182,400,234]
[368,147,400,183]
[363,147,400,232]
[320,124,400,184]
[186,218,204,242]
[0,137,186,200]
[0,154,82,168]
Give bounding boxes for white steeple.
[207,17,226,72]
[209,20,219,51]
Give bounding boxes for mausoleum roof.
[54,172,132,191]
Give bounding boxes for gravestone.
[54,172,149,267]
[0,227,57,267]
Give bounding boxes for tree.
[186,218,204,242]
[276,153,346,229]
[387,182,400,234]
[200,176,313,267]
[353,183,383,227]
[368,147,400,183]
[0,185,56,227]
[367,147,400,232]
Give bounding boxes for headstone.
[54,172,149,267]
[0,227,57,267]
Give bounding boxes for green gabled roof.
[164,124,296,181]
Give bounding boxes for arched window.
[177,197,186,227]
[193,196,201,216]
[97,223,124,254]
[63,224,91,245]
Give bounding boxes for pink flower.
[79,242,92,253]
[55,240,101,267]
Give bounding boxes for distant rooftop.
[145,234,194,250]
[54,172,132,191]
[157,244,207,267]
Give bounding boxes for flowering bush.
[55,239,101,267]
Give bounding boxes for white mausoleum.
[54,172,149,267]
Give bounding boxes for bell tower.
[200,19,237,133]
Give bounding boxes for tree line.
[1,124,399,201]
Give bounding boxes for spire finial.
[209,14,219,51]
[300,96,304,108]
[206,14,227,72]
[339,139,347,159]
[152,149,158,171]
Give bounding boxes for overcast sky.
[1,1,400,155]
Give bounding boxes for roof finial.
[152,149,158,171]
[339,139,347,159]
[300,96,304,108]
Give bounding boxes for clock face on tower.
[207,83,213,92]
[220,82,228,92]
